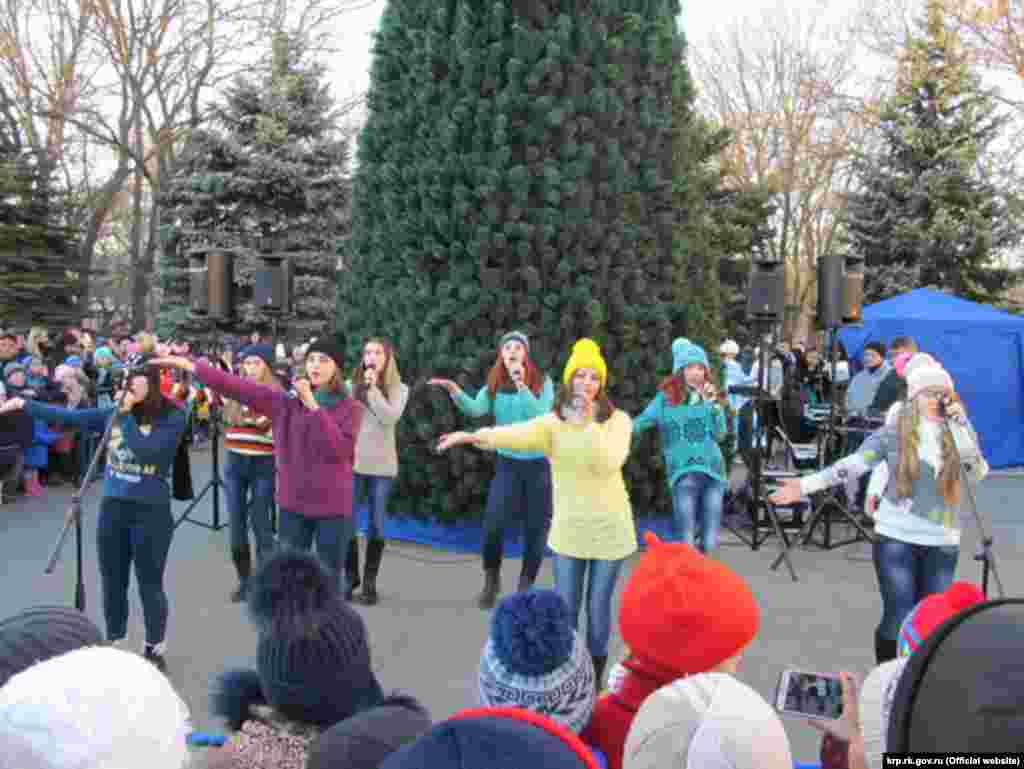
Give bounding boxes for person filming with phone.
[770,354,988,664]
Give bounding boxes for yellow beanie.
[563,338,608,386]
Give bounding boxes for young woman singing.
[0,356,187,671]
[770,355,988,663]
[429,330,554,608]
[152,336,361,591]
[438,338,634,684]
[633,339,728,554]
[344,337,409,605]
[221,344,281,602]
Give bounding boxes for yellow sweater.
[477,410,637,560]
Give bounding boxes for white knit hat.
[623,673,792,769]
[719,340,740,356]
[906,362,953,401]
[0,646,191,769]
[859,658,909,769]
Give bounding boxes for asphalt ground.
[1,452,1021,761]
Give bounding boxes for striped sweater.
[224,404,274,456]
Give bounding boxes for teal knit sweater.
[451,377,555,460]
[633,391,727,486]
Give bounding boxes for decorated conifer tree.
[157,33,351,341]
[339,2,684,521]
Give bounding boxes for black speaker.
[816,252,843,329]
[207,251,234,319]
[841,256,865,324]
[188,251,208,315]
[746,260,785,321]
[253,256,293,313]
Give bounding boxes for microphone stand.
[45,382,132,612]
[944,407,1003,598]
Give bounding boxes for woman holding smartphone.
[0,357,186,671]
[437,338,634,684]
[429,331,554,608]
[152,336,362,591]
[344,337,409,605]
[633,339,728,554]
[770,356,988,663]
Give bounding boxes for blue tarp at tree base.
[838,288,1024,469]
[351,503,676,556]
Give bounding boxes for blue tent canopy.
[838,288,1024,468]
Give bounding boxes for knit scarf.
[314,389,343,410]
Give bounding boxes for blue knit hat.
[2,361,24,379]
[499,330,530,351]
[238,343,276,370]
[478,590,595,733]
[211,549,384,729]
[379,707,603,769]
[673,340,710,373]
[64,355,83,368]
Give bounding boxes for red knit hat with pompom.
[897,581,985,658]
[618,533,760,677]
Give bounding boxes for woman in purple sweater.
[152,337,362,589]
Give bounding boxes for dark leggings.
[97,496,175,644]
[481,456,552,580]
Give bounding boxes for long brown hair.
[129,367,177,426]
[223,357,281,424]
[552,380,615,423]
[352,338,402,405]
[486,353,543,399]
[894,392,962,506]
[658,365,715,407]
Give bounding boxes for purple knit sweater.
[195,362,361,519]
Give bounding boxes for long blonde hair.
[894,393,962,506]
[27,325,49,358]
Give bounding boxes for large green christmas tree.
[843,4,1022,304]
[339,2,686,521]
[157,34,351,341]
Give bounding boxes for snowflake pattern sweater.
[632,391,727,487]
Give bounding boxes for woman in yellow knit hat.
[438,338,636,686]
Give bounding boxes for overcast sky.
[324,0,855,108]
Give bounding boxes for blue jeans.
[873,534,959,640]
[224,451,276,558]
[97,497,174,645]
[671,472,726,554]
[278,509,355,590]
[482,457,552,581]
[353,473,395,540]
[551,553,626,658]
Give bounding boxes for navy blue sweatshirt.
[24,400,186,506]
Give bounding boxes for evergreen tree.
[0,133,79,324]
[339,2,683,521]
[844,1,1023,303]
[157,34,352,340]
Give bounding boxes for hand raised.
[428,378,458,395]
[149,356,195,373]
[768,477,802,506]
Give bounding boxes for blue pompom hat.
[477,590,595,733]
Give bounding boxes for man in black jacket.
[869,336,918,414]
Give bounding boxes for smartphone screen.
[776,670,844,720]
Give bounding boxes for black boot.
[344,538,361,601]
[875,630,898,664]
[359,538,385,606]
[144,643,168,673]
[230,546,252,603]
[478,568,501,609]
[591,655,608,692]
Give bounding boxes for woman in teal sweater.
[633,340,728,554]
[429,331,554,608]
